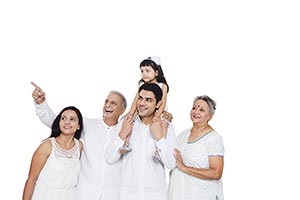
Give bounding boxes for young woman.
[23,106,84,200]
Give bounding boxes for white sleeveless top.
[31,137,81,200]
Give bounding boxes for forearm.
[156,102,166,118]
[129,104,137,115]
[179,165,223,180]
[156,138,176,169]
[35,101,56,127]
[157,92,167,117]
[129,92,139,115]
[22,179,35,200]
[104,136,124,164]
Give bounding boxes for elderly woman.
[168,95,224,200]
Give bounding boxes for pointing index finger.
[31,81,39,88]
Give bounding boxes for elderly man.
[31,82,126,200]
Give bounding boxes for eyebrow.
[139,95,154,99]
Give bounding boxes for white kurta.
[105,117,177,200]
[32,137,80,200]
[168,129,224,200]
[35,101,122,200]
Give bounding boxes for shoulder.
[36,138,52,156]
[209,131,223,139]
[83,117,102,125]
[206,131,224,144]
[77,139,84,151]
[40,138,52,148]
[176,128,190,140]
[160,83,168,93]
[158,83,168,91]
[158,82,166,88]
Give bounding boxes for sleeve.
[155,124,177,169]
[208,133,224,157]
[34,100,57,128]
[104,133,124,165]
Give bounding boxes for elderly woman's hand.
[174,148,186,171]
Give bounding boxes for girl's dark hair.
[139,57,169,92]
[50,106,83,139]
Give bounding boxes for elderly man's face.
[103,93,125,121]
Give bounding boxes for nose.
[105,101,110,107]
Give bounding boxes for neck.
[140,116,154,125]
[194,123,208,130]
[55,135,74,148]
[191,123,212,135]
[104,118,118,126]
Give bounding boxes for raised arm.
[126,87,140,119]
[150,118,176,169]
[155,83,168,117]
[104,115,134,164]
[31,82,56,127]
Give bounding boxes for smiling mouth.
[138,107,147,111]
[63,126,72,129]
[105,109,113,113]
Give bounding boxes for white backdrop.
[1,0,299,199]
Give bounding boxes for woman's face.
[59,110,80,136]
[190,99,213,124]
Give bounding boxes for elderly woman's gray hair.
[193,95,216,114]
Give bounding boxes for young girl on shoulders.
[120,56,169,153]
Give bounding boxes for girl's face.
[59,110,80,136]
[190,99,213,124]
[140,65,158,83]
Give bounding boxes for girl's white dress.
[31,137,81,200]
[168,129,224,200]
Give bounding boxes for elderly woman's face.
[190,99,213,124]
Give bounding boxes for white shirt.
[35,101,122,200]
[105,117,176,200]
[168,129,224,200]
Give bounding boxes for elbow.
[105,157,117,165]
[104,154,115,165]
[213,171,223,180]
[104,151,120,165]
